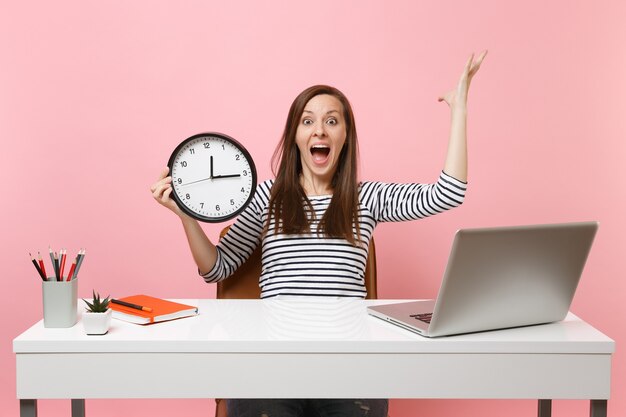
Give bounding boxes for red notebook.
[110,295,198,325]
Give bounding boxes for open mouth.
[310,145,330,163]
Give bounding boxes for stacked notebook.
[110,295,198,325]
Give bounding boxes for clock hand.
[181,177,213,186]
[212,173,242,179]
[181,172,240,185]
[210,156,213,179]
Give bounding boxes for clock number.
[203,142,210,149]
[243,170,248,176]
[230,199,235,205]
[180,161,188,168]
[200,203,204,208]
[241,187,245,193]
[189,148,195,155]
[216,205,220,211]
[177,178,182,184]
[185,193,191,200]
[222,144,225,150]
[235,154,240,160]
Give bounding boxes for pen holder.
[42,279,78,328]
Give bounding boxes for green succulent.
[82,290,110,313]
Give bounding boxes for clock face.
[167,132,257,223]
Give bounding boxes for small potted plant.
[82,290,112,335]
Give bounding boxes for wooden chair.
[215,225,378,417]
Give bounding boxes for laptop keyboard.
[410,313,433,323]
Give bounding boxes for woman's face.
[295,94,347,187]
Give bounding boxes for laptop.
[367,221,598,337]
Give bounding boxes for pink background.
[1,1,624,416]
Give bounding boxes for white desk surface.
[13,299,615,400]
[14,299,614,354]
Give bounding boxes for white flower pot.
[82,309,112,335]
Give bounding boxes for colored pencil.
[66,260,76,282]
[38,252,47,279]
[111,299,153,313]
[59,248,67,280]
[73,249,86,279]
[53,251,60,281]
[29,253,46,281]
[49,247,56,280]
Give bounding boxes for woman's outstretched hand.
[438,50,487,110]
[439,50,486,182]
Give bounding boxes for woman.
[151,51,486,417]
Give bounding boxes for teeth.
[310,144,331,161]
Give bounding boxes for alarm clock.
[167,132,257,223]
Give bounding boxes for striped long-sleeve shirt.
[202,171,467,299]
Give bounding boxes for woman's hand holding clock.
[150,167,189,219]
[151,131,257,226]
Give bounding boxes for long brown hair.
[267,85,361,245]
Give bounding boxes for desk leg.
[20,399,37,417]
[590,400,607,417]
[71,399,85,417]
[538,399,551,417]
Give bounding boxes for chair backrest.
[216,226,378,299]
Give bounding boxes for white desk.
[14,299,614,417]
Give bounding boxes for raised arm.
[150,167,218,274]
[438,50,487,182]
